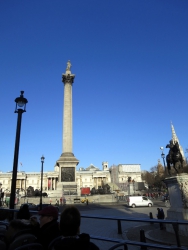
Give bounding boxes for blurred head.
[60,206,80,236]
[6,219,31,242]
[17,204,30,220]
[21,204,29,210]
[38,206,58,228]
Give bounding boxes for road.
[57,200,167,250]
[16,200,167,250]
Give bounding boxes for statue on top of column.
[66,60,71,73]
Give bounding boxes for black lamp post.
[160,147,166,173]
[0,183,2,207]
[10,91,28,209]
[132,180,135,195]
[40,156,45,211]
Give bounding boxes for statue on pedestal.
[166,140,184,175]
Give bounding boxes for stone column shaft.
[63,82,72,153]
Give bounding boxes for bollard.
[149,212,153,224]
[172,223,181,247]
[140,229,147,250]
[117,219,122,234]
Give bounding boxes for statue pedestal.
[55,153,79,196]
[128,183,135,195]
[163,174,188,236]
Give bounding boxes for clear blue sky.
[0,0,187,173]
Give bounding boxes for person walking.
[157,208,165,230]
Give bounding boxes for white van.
[126,196,153,208]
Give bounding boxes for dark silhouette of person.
[5,219,33,248]
[53,205,99,250]
[17,204,30,220]
[157,208,165,230]
[31,205,61,250]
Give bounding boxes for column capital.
[62,73,75,85]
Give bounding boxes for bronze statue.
[166,140,184,175]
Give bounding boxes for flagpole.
[20,162,23,172]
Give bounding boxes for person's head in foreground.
[6,219,31,243]
[38,205,58,228]
[60,205,80,236]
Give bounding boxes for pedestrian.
[60,197,62,205]
[55,199,58,206]
[157,208,165,230]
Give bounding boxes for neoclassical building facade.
[0,162,142,195]
[0,162,111,194]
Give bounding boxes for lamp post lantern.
[160,147,166,173]
[10,91,28,209]
[40,155,45,211]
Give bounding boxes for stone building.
[110,164,141,183]
[0,162,111,196]
[0,162,143,195]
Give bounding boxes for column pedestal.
[128,183,134,195]
[53,152,79,197]
[163,173,188,236]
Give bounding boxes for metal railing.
[89,235,188,250]
[81,214,188,248]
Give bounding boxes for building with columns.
[0,162,111,195]
[109,164,142,190]
[0,162,143,195]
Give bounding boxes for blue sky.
[0,0,188,173]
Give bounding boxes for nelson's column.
[56,61,79,195]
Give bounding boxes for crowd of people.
[0,204,100,250]
[142,192,169,200]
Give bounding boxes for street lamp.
[10,91,28,209]
[40,155,45,211]
[132,180,135,195]
[0,183,2,207]
[160,147,166,173]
